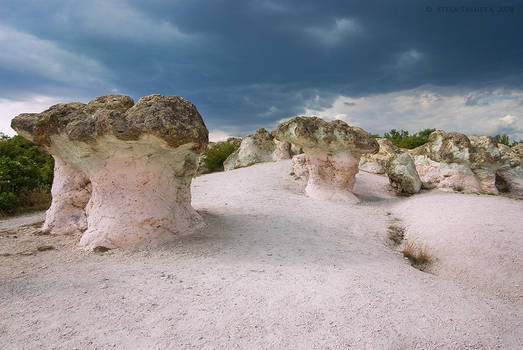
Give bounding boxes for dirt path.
[0,211,45,231]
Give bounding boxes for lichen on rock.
[359,138,401,174]
[11,94,208,249]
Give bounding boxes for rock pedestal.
[12,94,208,249]
[273,117,378,202]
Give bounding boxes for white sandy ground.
[0,160,522,349]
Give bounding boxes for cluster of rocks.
[11,94,209,249]
[359,131,523,198]
[11,96,523,249]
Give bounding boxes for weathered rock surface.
[12,94,208,249]
[496,143,523,197]
[409,130,522,197]
[386,153,422,195]
[41,157,91,235]
[359,138,400,174]
[224,128,275,170]
[272,140,292,161]
[274,117,378,202]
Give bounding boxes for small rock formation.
[386,153,422,195]
[511,143,523,158]
[410,131,486,193]
[11,94,208,249]
[223,128,275,170]
[496,143,523,197]
[409,130,523,197]
[273,117,379,202]
[359,138,401,174]
[272,140,292,161]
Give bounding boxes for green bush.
[383,128,436,149]
[0,133,53,214]
[494,134,521,147]
[203,141,239,172]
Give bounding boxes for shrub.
[203,141,239,172]
[388,224,405,245]
[0,134,53,214]
[402,241,432,270]
[383,128,436,149]
[494,134,521,147]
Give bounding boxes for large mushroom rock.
[11,94,209,249]
[358,138,401,174]
[496,143,523,197]
[223,128,275,170]
[273,117,379,202]
[386,153,422,195]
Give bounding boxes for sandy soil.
[0,160,522,349]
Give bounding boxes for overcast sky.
[1,0,522,141]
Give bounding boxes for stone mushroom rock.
[272,140,292,161]
[223,128,275,170]
[11,94,208,249]
[359,138,401,174]
[273,117,379,202]
[386,153,422,195]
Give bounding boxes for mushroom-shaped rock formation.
[223,128,275,170]
[273,117,379,202]
[359,138,401,174]
[386,153,422,195]
[11,94,208,249]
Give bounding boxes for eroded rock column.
[273,117,378,202]
[12,94,208,249]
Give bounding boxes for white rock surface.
[41,157,90,235]
[272,140,292,161]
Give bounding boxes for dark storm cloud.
[1,0,522,135]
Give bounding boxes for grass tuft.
[387,225,405,245]
[402,241,432,270]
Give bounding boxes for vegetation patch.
[402,241,432,270]
[202,140,240,172]
[0,133,53,215]
[387,224,405,245]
